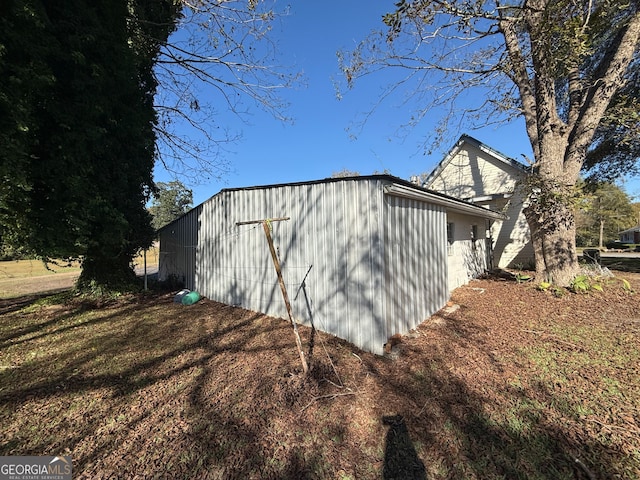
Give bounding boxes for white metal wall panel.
[383,195,448,339]
[171,178,388,354]
[160,177,458,355]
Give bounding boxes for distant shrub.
[0,244,35,261]
[605,241,631,250]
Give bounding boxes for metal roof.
[158,174,506,233]
[619,225,640,234]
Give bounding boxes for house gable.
[424,134,528,199]
[425,134,535,269]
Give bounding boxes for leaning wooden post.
[262,221,308,373]
[236,217,308,374]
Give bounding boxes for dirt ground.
[0,271,79,298]
[1,270,639,479]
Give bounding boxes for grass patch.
[0,246,159,299]
[0,246,158,280]
[510,319,640,478]
[0,259,80,279]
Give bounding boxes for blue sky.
[154,1,639,207]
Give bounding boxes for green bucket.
[181,291,201,305]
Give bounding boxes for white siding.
[446,212,489,292]
[428,143,519,199]
[484,195,534,268]
[428,139,534,268]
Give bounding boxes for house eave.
[465,193,514,203]
[619,225,640,234]
[384,183,507,221]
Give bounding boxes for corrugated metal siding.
[159,178,454,355]
[158,204,202,290]
[183,178,387,354]
[383,195,448,339]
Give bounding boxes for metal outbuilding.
[158,175,504,355]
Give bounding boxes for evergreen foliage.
[0,0,179,291]
[575,182,635,247]
[149,181,193,231]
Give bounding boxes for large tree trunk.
[77,248,139,293]
[526,214,580,286]
[524,186,580,286]
[499,4,640,286]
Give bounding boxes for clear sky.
[153,1,640,207]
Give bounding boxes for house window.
[447,222,454,255]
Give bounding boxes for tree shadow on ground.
[0,293,343,479]
[376,310,631,480]
[1,286,636,479]
[0,291,64,316]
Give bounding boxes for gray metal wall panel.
[169,179,387,354]
[383,195,448,339]
[158,204,201,290]
[159,178,449,355]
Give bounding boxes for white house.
[619,225,640,244]
[424,134,535,269]
[158,175,504,355]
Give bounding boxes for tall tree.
[632,202,640,226]
[575,182,635,248]
[149,181,193,230]
[331,169,361,178]
[0,0,179,290]
[340,0,640,285]
[582,58,640,182]
[1,0,295,291]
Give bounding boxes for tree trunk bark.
[77,248,139,293]
[524,190,580,286]
[539,220,579,287]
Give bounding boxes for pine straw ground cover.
[0,272,639,479]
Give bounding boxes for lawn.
[0,259,80,299]
[1,271,639,479]
[0,247,158,298]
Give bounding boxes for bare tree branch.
[152,0,301,184]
